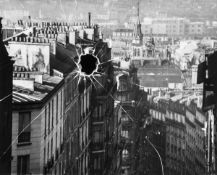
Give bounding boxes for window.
[121,114,128,122]
[143,50,146,57]
[48,103,50,133]
[51,99,54,129]
[84,92,87,114]
[137,49,140,56]
[60,91,62,116]
[47,142,50,161]
[93,105,103,121]
[81,95,84,117]
[18,112,31,143]
[122,149,129,159]
[121,130,129,138]
[60,126,62,144]
[51,138,53,157]
[133,49,136,56]
[87,91,90,111]
[93,126,103,143]
[44,147,46,164]
[55,132,57,153]
[56,95,58,124]
[119,82,127,92]
[17,155,30,175]
[44,107,47,138]
[94,156,102,170]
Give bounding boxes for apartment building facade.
[149,99,207,175]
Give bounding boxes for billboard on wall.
[8,42,50,73]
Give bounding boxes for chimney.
[84,28,94,40]
[99,30,103,40]
[57,31,67,45]
[88,12,91,28]
[33,27,37,37]
[69,30,77,45]
[28,16,32,27]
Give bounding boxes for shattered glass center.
[78,54,98,76]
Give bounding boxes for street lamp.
[143,117,164,175]
[144,136,164,175]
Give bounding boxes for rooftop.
[137,65,183,87]
[4,20,105,108]
[13,74,63,104]
[51,43,77,75]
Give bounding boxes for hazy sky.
[0,0,217,22]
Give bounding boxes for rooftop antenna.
[137,0,140,19]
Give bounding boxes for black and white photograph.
[0,0,217,174]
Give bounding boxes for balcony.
[91,142,104,151]
[121,120,132,128]
[92,117,104,123]
[17,132,31,146]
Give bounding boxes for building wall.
[150,108,185,175]
[90,93,114,175]
[112,31,134,41]
[139,18,207,36]
[141,24,152,35]
[43,87,64,174]
[63,73,92,175]
[206,110,216,174]
[152,23,167,35]
[89,41,119,175]
[149,100,207,175]
[114,72,149,175]
[195,110,206,175]
[77,87,91,175]
[11,109,43,174]
[11,85,65,175]
[0,18,14,174]
[150,18,188,36]
[185,109,196,175]
[188,22,204,35]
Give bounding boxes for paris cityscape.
[0,0,217,174]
